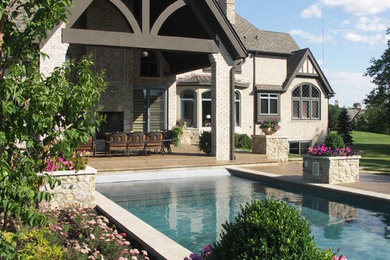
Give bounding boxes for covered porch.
[58,0,247,161]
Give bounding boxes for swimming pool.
[97,174,390,259]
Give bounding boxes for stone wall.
[252,135,288,162]
[40,166,97,210]
[181,129,201,145]
[303,155,360,184]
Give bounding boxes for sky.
[235,0,390,108]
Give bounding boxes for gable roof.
[233,14,300,54]
[283,48,334,96]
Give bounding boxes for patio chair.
[105,132,129,157]
[75,135,96,157]
[144,131,164,156]
[127,132,146,154]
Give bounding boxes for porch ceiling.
[62,0,246,75]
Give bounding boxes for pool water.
[97,175,390,259]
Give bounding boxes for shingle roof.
[177,75,250,89]
[233,14,300,54]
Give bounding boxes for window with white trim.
[260,93,278,115]
[235,91,241,127]
[292,84,320,120]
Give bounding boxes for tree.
[328,104,341,131]
[364,28,390,134]
[0,0,106,231]
[337,108,353,146]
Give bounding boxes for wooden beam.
[109,0,141,34]
[67,0,94,28]
[150,0,186,35]
[62,28,219,53]
[142,0,150,34]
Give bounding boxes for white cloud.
[344,32,385,45]
[305,0,390,16]
[355,17,388,32]
[290,29,332,43]
[325,69,375,107]
[301,4,322,18]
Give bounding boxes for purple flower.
[190,253,201,260]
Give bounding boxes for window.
[289,141,311,155]
[202,91,212,127]
[140,50,159,77]
[292,84,320,120]
[180,91,197,128]
[260,93,278,115]
[235,91,241,127]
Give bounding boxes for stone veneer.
[302,155,361,184]
[252,135,288,162]
[181,128,201,145]
[40,166,97,210]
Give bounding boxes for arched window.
[235,91,241,127]
[202,91,212,127]
[140,50,159,77]
[292,84,320,119]
[180,90,197,128]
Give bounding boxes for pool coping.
[95,191,191,260]
[226,166,390,204]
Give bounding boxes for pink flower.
[120,232,127,237]
[121,250,125,255]
[90,233,95,240]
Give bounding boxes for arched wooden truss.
[63,0,219,53]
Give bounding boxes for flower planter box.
[302,155,360,184]
[40,165,97,210]
[252,135,288,162]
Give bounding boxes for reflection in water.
[97,176,390,259]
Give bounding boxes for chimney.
[334,100,339,107]
[217,0,236,25]
[356,103,361,111]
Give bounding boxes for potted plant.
[198,131,212,155]
[259,121,280,135]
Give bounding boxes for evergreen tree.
[364,28,390,134]
[328,104,341,131]
[337,108,353,146]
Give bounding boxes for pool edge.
[227,166,390,204]
[95,191,192,260]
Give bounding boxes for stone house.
[38,0,334,160]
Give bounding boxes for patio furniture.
[105,132,129,157]
[75,135,96,157]
[127,132,146,154]
[144,131,164,156]
[163,130,175,154]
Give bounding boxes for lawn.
[351,131,390,174]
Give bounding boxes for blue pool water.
[97,175,390,259]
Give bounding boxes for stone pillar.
[252,135,288,162]
[168,81,177,130]
[40,24,69,77]
[209,45,234,161]
[217,0,236,24]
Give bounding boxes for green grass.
[351,131,390,174]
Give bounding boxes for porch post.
[209,44,234,160]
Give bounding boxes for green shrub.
[325,133,345,149]
[198,131,212,154]
[210,199,333,260]
[18,229,64,260]
[235,134,252,150]
[169,126,183,146]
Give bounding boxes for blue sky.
[236,0,390,108]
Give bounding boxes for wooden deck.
[88,144,278,173]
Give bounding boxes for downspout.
[252,53,257,137]
[230,58,245,160]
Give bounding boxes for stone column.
[209,44,234,161]
[40,24,69,77]
[168,80,177,129]
[252,135,289,162]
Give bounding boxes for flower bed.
[1,207,150,259]
[304,144,360,184]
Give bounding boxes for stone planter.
[252,135,288,162]
[303,155,361,184]
[40,165,97,210]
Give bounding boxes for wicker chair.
[105,132,129,157]
[144,131,164,156]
